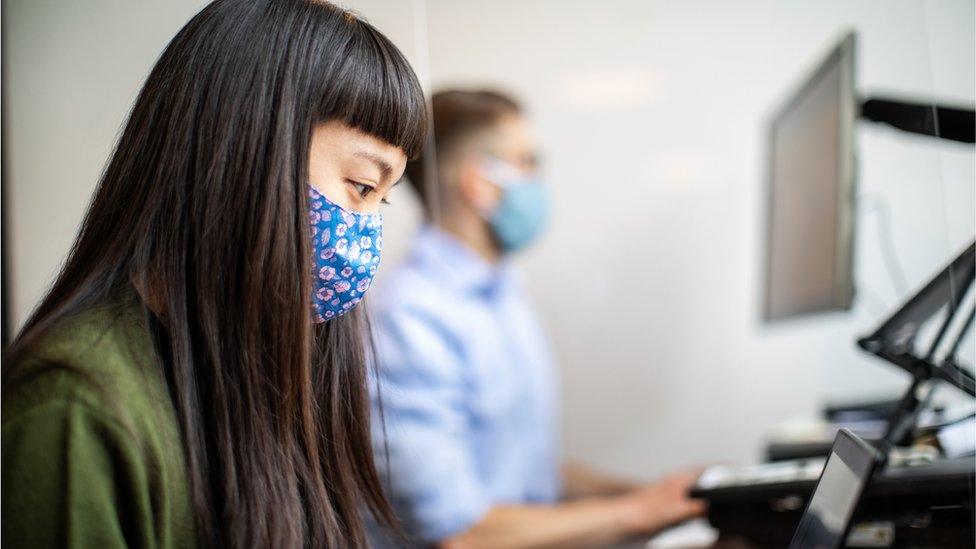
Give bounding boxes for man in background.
[369,90,704,548]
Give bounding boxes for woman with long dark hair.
[2,1,426,547]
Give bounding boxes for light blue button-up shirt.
[368,226,561,545]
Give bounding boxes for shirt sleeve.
[2,397,151,548]
[371,306,492,542]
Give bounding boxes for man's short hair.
[405,89,521,217]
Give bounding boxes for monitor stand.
[857,241,976,447]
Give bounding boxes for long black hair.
[3,0,426,546]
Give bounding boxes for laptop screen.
[789,430,884,549]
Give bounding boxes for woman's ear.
[456,157,502,215]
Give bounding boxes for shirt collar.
[411,225,516,296]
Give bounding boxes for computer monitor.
[789,429,886,549]
[764,32,858,322]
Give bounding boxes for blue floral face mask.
[307,186,382,323]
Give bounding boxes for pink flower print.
[359,236,372,249]
[357,278,371,292]
[340,266,353,278]
[330,298,340,306]
[357,266,366,274]
[311,200,323,210]
[309,210,321,224]
[334,280,351,293]
[348,242,361,261]
[310,226,319,239]
[335,238,348,254]
[320,209,331,222]
[318,266,336,281]
[325,310,335,319]
[320,246,335,260]
[315,286,334,301]
[320,228,331,247]
[375,235,383,251]
[335,223,347,237]
[360,250,373,264]
[368,265,377,275]
[340,210,355,227]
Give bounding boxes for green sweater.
[2,304,198,548]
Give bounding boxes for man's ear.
[456,157,502,214]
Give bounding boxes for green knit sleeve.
[3,397,154,548]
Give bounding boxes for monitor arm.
[860,96,975,143]
[863,345,973,446]
[857,242,976,447]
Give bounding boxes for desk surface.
[691,456,974,547]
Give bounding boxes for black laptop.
[789,429,887,549]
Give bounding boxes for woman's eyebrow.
[353,150,393,182]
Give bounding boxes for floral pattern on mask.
[308,186,383,322]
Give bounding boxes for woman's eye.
[347,180,390,204]
[349,180,373,198]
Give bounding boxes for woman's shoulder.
[3,303,161,431]
[2,304,198,548]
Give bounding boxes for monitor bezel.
[763,31,858,322]
[788,429,886,549]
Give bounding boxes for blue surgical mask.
[307,186,382,322]
[484,158,549,253]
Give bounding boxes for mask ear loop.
[477,155,516,221]
[481,155,524,188]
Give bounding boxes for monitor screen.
[790,430,883,549]
[764,33,857,321]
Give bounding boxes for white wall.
[6,0,974,479]
[5,0,211,328]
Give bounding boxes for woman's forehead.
[311,121,407,172]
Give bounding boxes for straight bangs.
[315,14,428,160]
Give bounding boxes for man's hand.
[616,470,708,535]
[439,470,708,549]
